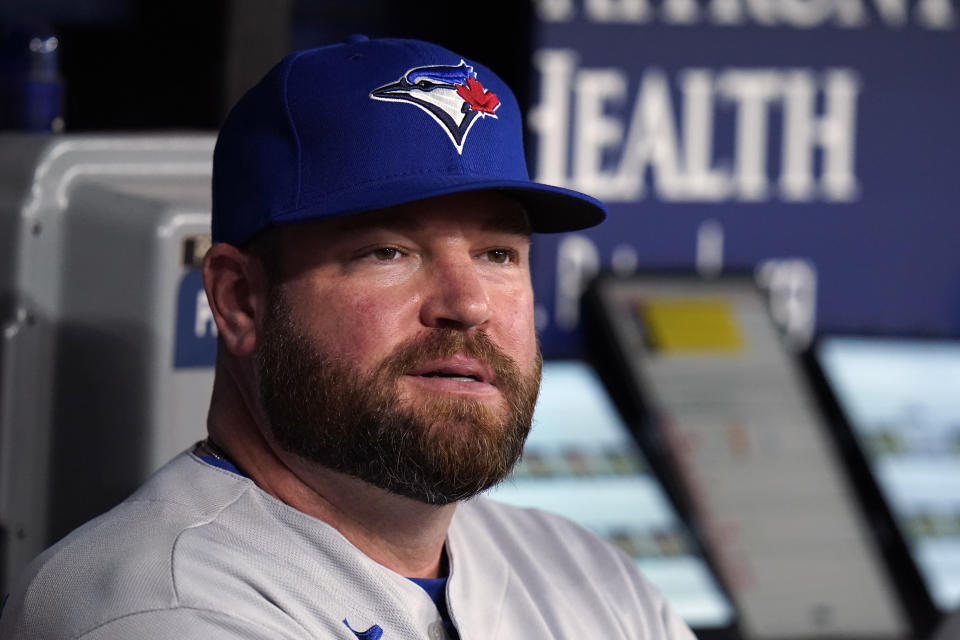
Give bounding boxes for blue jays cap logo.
[370,60,500,155]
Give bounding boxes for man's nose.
[419,254,491,330]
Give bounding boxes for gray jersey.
[0,452,696,640]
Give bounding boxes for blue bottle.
[0,21,64,132]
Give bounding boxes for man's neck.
[273,455,456,578]
[206,368,455,579]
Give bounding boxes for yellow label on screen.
[639,298,744,352]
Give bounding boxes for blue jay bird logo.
[370,60,501,154]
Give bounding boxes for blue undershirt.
[198,454,461,638]
[407,576,459,638]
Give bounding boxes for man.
[0,36,695,639]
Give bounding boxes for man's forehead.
[311,191,533,237]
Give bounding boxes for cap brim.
[272,175,607,234]
[490,182,607,233]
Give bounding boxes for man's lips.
[406,356,496,387]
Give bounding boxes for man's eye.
[486,249,512,264]
[371,247,400,261]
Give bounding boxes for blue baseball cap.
[212,35,607,246]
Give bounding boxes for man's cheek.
[325,311,404,365]
[496,300,537,359]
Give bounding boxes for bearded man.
[0,36,695,640]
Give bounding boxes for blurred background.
[0,1,958,639]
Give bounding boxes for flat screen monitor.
[813,336,960,616]
[485,360,737,635]
[583,273,913,639]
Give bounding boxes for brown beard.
[255,288,542,505]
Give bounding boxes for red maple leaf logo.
[456,76,500,115]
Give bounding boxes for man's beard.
[255,289,542,506]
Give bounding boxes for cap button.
[345,34,369,44]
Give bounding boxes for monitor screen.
[816,336,960,613]
[485,360,736,630]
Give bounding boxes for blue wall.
[525,0,960,355]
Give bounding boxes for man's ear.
[202,243,268,357]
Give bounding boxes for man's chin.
[398,396,509,433]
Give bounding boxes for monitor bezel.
[803,332,950,637]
